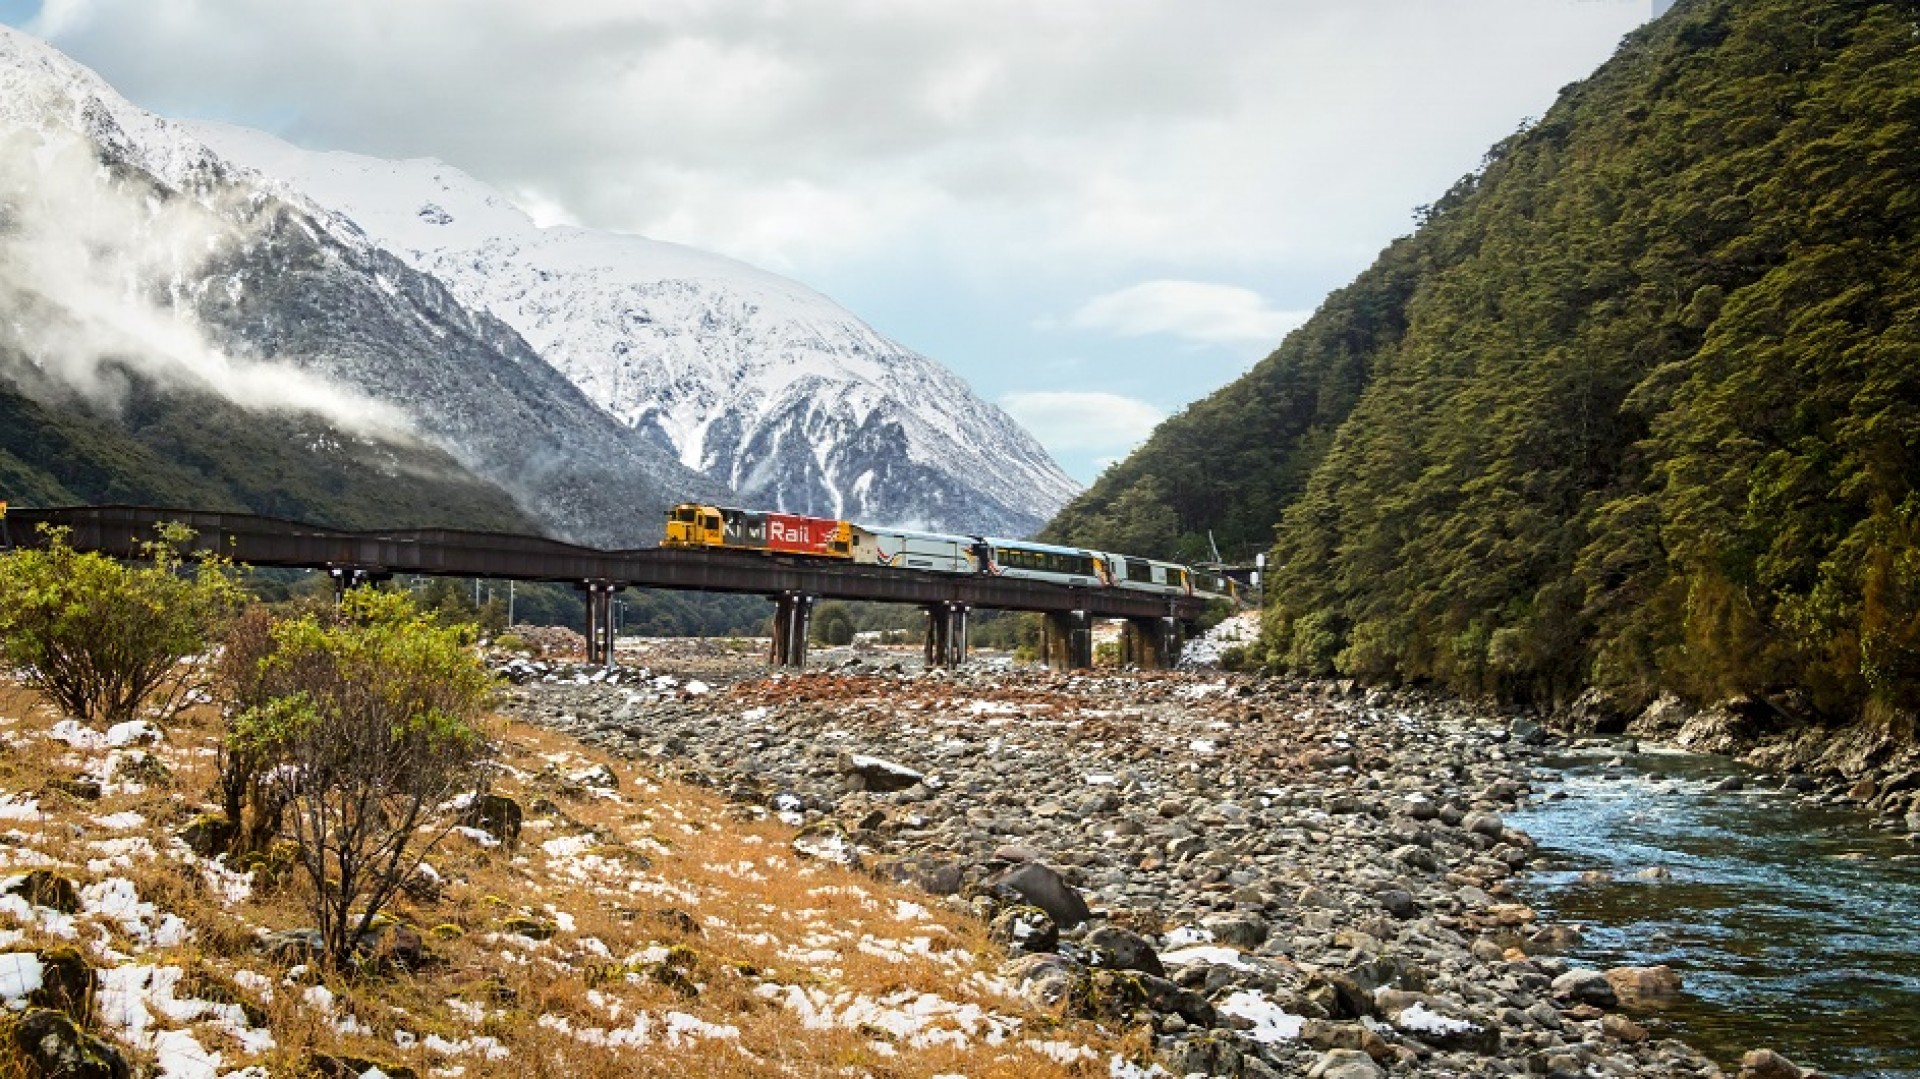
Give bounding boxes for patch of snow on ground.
[151,1027,221,1079]
[1162,925,1214,948]
[1218,990,1305,1043]
[760,983,1024,1051]
[1026,1038,1097,1064]
[0,952,43,1003]
[106,719,162,746]
[1160,945,1250,969]
[1394,1001,1479,1036]
[46,719,105,748]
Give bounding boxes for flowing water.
[1511,744,1920,1078]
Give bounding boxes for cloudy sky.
[1,0,1659,483]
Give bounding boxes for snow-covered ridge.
[186,121,1081,535]
[1,24,717,546]
[0,27,220,190]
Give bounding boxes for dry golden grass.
[0,677,1139,1078]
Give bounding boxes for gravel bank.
[500,660,1737,1078]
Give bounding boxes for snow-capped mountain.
[0,26,718,545]
[184,123,1081,537]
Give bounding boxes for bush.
[811,602,855,646]
[0,523,244,725]
[225,589,495,969]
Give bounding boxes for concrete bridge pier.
[327,564,389,603]
[578,580,621,666]
[769,591,815,667]
[1041,609,1093,670]
[923,602,971,668]
[1121,615,1183,670]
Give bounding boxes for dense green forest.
[0,360,539,533]
[1051,0,1920,722]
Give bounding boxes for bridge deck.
[7,505,1206,622]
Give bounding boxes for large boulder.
[1738,1049,1806,1079]
[1628,693,1693,737]
[1085,926,1165,977]
[985,861,1091,929]
[1069,969,1215,1027]
[4,872,80,915]
[1561,688,1629,735]
[1675,696,1800,755]
[1550,967,1618,1008]
[988,905,1058,954]
[31,947,95,1019]
[460,794,524,847]
[1604,964,1682,1007]
[178,814,236,857]
[9,1008,130,1079]
[1306,1048,1386,1079]
[1198,912,1268,950]
[999,952,1079,1008]
[840,753,924,793]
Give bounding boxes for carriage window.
[999,547,1093,575]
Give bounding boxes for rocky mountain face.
[185,123,1080,538]
[1,25,721,545]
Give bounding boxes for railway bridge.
[3,505,1206,670]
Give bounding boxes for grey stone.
[988,905,1058,954]
[1198,912,1268,949]
[987,861,1092,929]
[1551,967,1619,1008]
[1738,1048,1805,1079]
[842,753,924,793]
[1377,888,1418,919]
[10,1008,129,1079]
[1306,1048,1385,1079]
[1085,925,1165,977]
[999,953,1078,1008]
[460,794,524,847]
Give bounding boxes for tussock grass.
[0,677,1135,1078]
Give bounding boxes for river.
[1511,742,1920,1078]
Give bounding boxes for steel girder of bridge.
[7,506,1204,669]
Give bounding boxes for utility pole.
[508,580,515,626]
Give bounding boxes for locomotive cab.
[664,503,726,548]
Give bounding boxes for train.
[662,503,1240,603]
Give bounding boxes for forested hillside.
[1053,0,1920,722]
[0,359,540,532]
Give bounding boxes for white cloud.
[0,124,413,438]
[13,0,1654,415]
[998,391,1166,454]
[24,1,1651,279]
[1067,280,1311,349]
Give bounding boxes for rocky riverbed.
[496,655,1783,1078]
